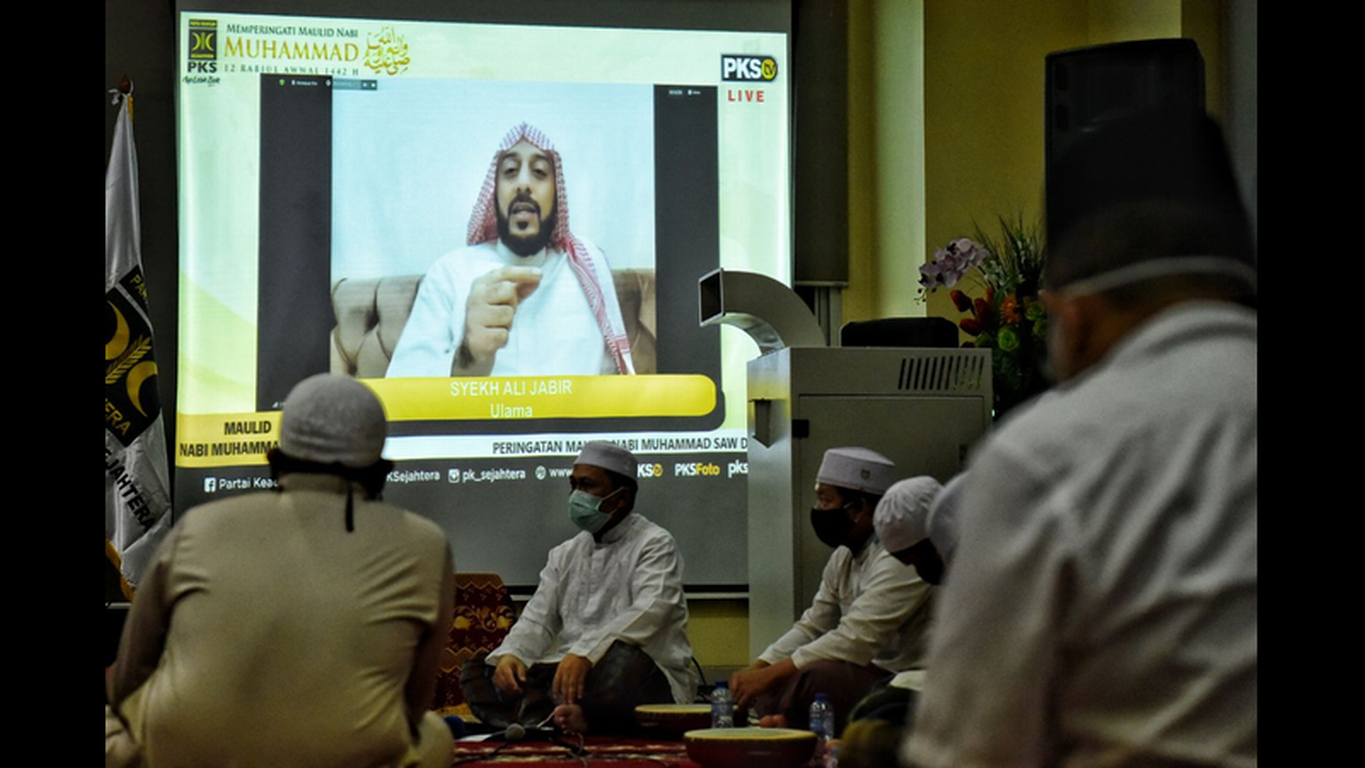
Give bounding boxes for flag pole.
[108,75,134,117]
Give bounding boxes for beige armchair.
[331,270,657,378]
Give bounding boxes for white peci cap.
[574,440,639,479]
[816,447,896,495]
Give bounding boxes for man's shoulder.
[177,491,282,528]
[986,307,1254,471]
[821,545,855,579]
[866,542,915,578]
[387,504,451,546]
[547,530,595,560]
[559,236,617,279]
[630,513,675,540]
[622,515,683,559]
[564,234,604,257]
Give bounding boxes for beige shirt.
[109,474,455,768]
[759,536,933,673]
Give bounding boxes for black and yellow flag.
[106,92,171,598]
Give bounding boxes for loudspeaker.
[840,317,959,349]
[1046,39,1204,186]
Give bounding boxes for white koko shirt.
[486,512,698,704]
[759,536,934,674]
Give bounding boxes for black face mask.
[903,539,947,585]
[810,504,855,549]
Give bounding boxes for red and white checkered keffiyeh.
[466,123,634,374]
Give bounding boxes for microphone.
[496,710,556,742]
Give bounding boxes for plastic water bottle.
[710,681,735,728]
[809,693,836,766]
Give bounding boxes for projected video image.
[330,80,657,379]
[258,73,722,422]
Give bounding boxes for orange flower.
[1001,293,1023,324]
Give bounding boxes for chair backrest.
[330,275,424,379]
[431,572,518,716]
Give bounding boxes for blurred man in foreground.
[905,108,1257,767]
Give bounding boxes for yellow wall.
[845,0,926,324]
[921,0,1088,325]
[687,599,751,673]
[1181,0,1228,120]
[916,0,1225,330]
[1088,0,1181,41]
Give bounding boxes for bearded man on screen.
[387,122,636,377]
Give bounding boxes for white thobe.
[486,513,698,704]
[759,536,933,673]
[905,303,1258,768]
[386,239,624,377]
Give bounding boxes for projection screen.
[173,1,791,589]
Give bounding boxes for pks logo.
[106,266,163,447]
[188,19,218,73]
[721,54,778,82]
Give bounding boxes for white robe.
[759,536,933,674]
[905,303,1258,768]
[486,513,698,704]
[386,239,626,377]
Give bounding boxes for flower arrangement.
[919,216,1050,418]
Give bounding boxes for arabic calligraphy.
[364,26,411,76]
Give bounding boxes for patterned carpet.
[434,573,520,718]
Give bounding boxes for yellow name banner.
[175,375,718,468]
[368,374,717,420]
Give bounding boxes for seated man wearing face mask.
[729,448,934,733]
[460,441,698,735]
[831,475,954,764]
[875,474,965,588]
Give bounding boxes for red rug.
[451,735,701,767]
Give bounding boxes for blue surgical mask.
[568,487,622,534]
